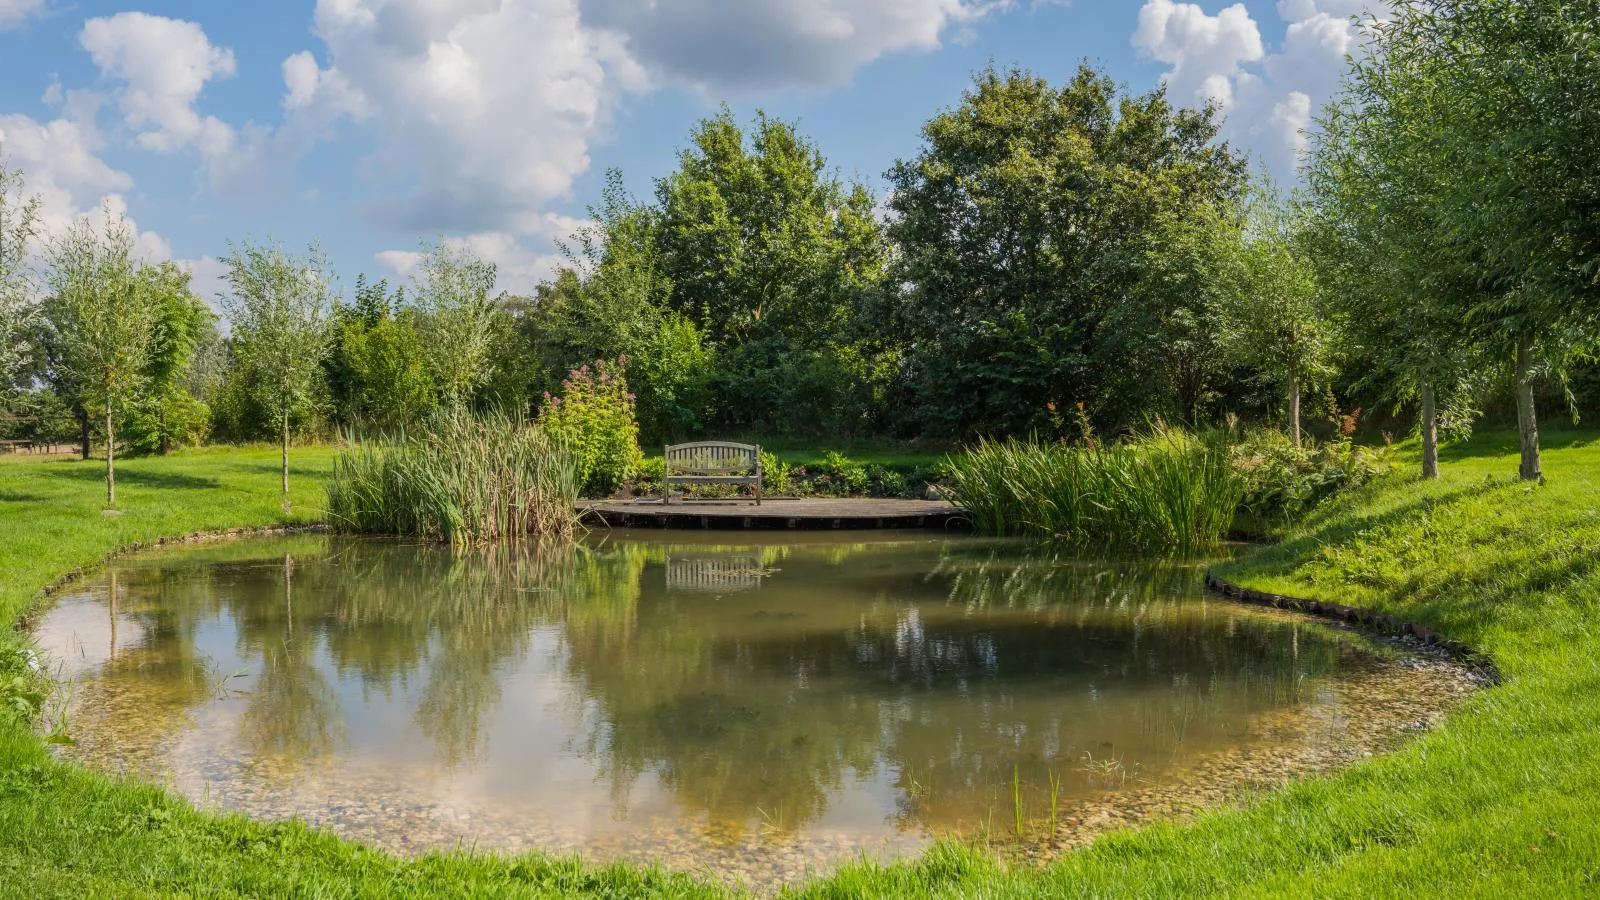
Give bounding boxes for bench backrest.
[664,441,760,474]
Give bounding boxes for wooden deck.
[580,498,965,530]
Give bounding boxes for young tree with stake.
[42,211,158,509]
[222,241,333,513]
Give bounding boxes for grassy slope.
[5,434,1600,897]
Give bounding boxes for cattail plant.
[326,407,581,545]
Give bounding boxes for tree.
[1216,180,1336,447]
[411,240,501,408]
[42,211,159,508]
[1308,87,1489,479]
[126,263,214,454]
[222,241,334,512]
[0,162,40,397]
[1340,1,1600,480]
[654,111,888,433]
[886,66,1248,437]
[540,170,713,444]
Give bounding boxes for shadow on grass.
[44,467,223,491]
[1439,428,1600,463]
[0,491,45,503]
[1223,481,1501,582]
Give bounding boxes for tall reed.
[947,429,1244,555]
[326,408,581,545]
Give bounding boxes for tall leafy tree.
[655,110,888,433]
[222,240,334,512]
[411,240,501,408]
[1216,180,1336,447]
[0,162,40,397]
[1308,88,1488,478]
[886,66,1247,437]
[42,211,159,508]
[1341,0,1600,480]
[541,170,712,444]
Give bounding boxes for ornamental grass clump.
[947,429,1245,555]
[326,407,580,545]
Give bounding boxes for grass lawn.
[4,434,1600,896]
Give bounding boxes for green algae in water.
[31,532,1475,889]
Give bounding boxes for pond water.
[33,532,1475,888]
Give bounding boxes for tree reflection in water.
[44,532,1377,848]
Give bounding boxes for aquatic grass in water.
[325,408,581,545]
[947,430,1245,554]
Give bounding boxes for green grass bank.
[4,435,1600,897]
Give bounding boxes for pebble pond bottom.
[33,531,1478,890]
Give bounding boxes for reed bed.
[947,430,1245,555]
[325,408,581,545]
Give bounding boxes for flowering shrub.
[539,358,644,496]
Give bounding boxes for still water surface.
[34,532,1467,886]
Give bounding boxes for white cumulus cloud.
[1134,0,1389,174]
[79,12,239,163]
[580,0,1009,91]
[0,0,44,30]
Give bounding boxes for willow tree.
[1218,181,1335,447]
[412,240,501,408]
[43,212,158,509]
[0,163,40,396]
[222,241,333,513]
[1308,70,1488,479]
[1339,0,1600,480]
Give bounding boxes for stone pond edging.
[1203,569,1500,682]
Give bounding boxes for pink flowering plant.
[538,357,644,496]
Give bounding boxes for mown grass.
[4,433,1600,897]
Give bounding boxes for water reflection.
[33,532,1457,885]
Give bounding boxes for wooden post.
[1515,336,1541,482]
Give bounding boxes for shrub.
[822,450,869,495]
[539,358,644,497]
[760,450,792,495]
[326,408,580,545]
[1232,430,1393,522]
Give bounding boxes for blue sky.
[0,0,1385,303]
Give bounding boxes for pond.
[32,532,1476,888]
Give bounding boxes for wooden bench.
[0,439,33,454]
[662,442,763,506]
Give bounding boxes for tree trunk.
[1515,335,1542,481]
[1288,369,1303,448]
[105,404,116,509]
[281,408,291,515]
[1420,376,1439,480]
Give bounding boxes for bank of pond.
[32,530,1478,890]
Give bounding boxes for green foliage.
[326,408,579,545]
[328,298,437,433]
[411,240,503,407]
[947,430,1246,554]
[758,449,790,495]
[123,263,214,455]
[0,163,41,396]
[221,241,335,436]
[538,359,644,497]
[885,65,1247,437]
[820,450,869,495]
[1231,429,1393,523]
